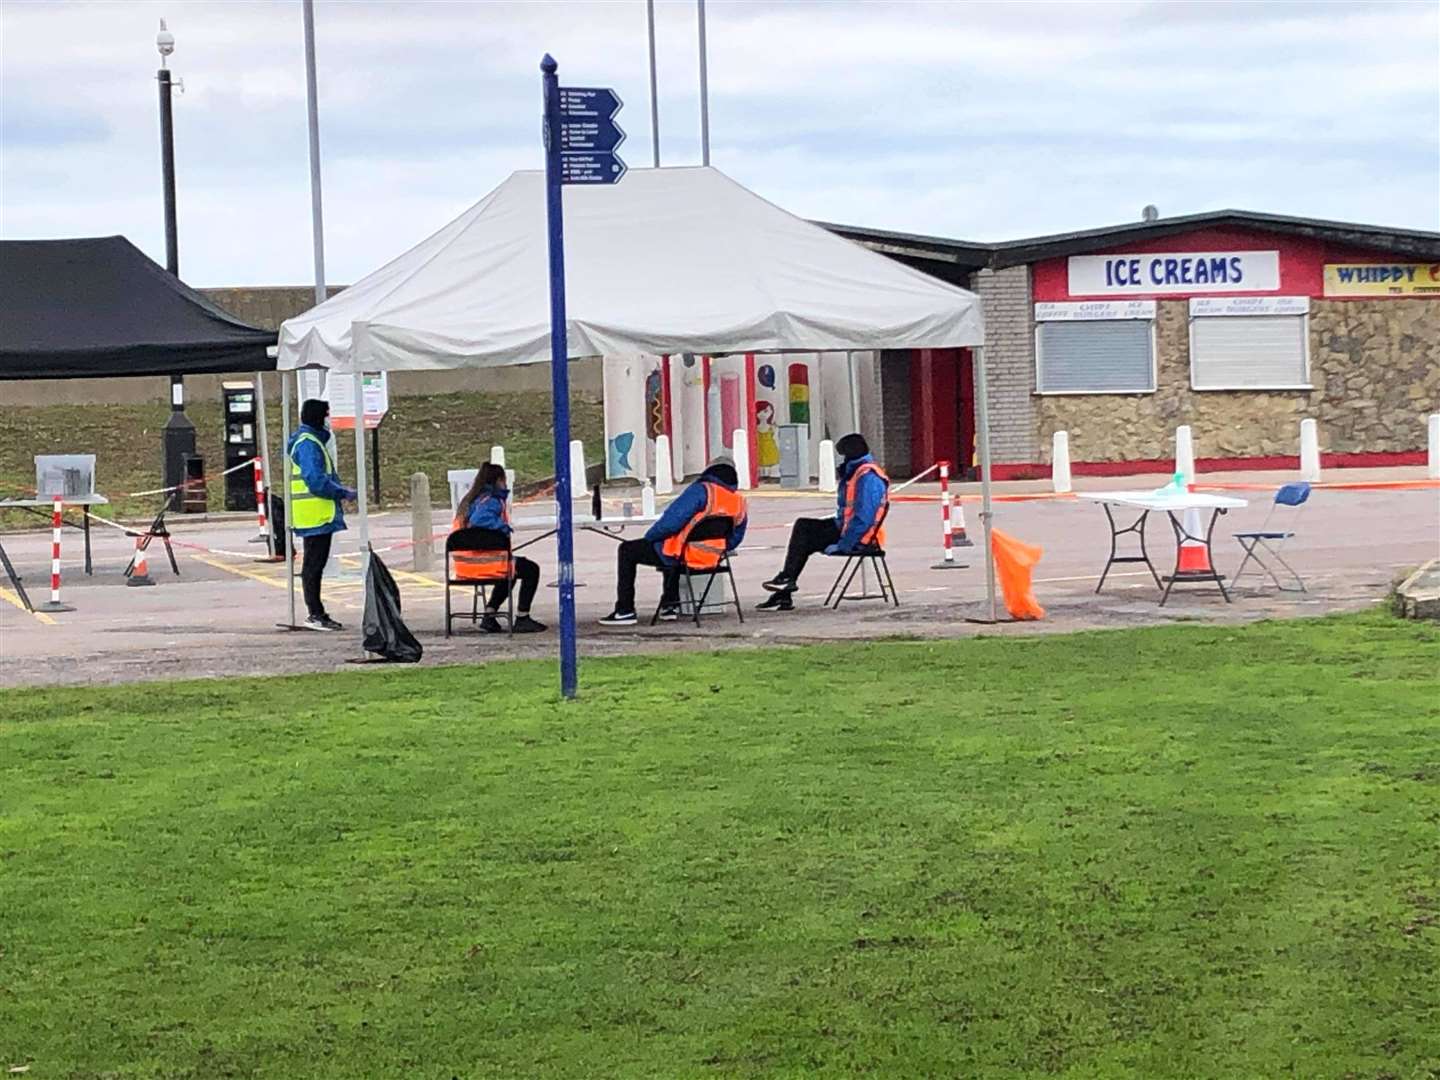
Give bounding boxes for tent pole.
[973,345,997,623]
[646,0,660,168]
[847,350,860,432]
[282,370,297,628]
[302,0,327,311]
[253,370,275,557]
[351,370,371,591]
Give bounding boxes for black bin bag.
[362,548,423,663]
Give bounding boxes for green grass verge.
[2,613,1438,1078]
[0,391,603,526]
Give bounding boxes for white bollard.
[1051,430,1072,494]
[490,444,506,468]
[641,481,656,517]
[568,439,586,492]
[1299,418,1321,483]
[1175,425,1195,487]
[1428,414,1440,480]
[732,429,752,490]
[818,439,837,493]
[654,434,675,494]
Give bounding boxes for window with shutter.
[1035,319,1155,394]
[1189,302,1310,390]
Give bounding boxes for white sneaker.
[598,610,637,626]
[306,615,343,632]
[657,605,681,622]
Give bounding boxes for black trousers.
[300,532,333,618]
[615,539,680,614]
[779,517,841,585]
[487,555,540,613]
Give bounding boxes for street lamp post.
[156,18,196,511]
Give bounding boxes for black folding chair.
[651,514,744,627]
[444,526,514,637]
[823,502,899,609]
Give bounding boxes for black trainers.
[762,575,795,594]
[479,615,506,634]
[656,604,681,622]
[512,615,547,633]
[756,591,794,612]
[598,610,637,627]
[306,615,343,632]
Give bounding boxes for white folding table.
[1079,490,1248,605]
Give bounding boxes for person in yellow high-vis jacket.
[286,399,357,631]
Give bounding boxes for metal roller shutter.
[1190,315,1308,389]
[1036,320,1154,394]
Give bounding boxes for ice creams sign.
[1068,251,1280,295]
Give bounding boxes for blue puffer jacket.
[644,463,748,565]
[286,424,352,537]
[834,452,888,551]
[466,487,511,534]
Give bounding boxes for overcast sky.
[2,0,1437,287]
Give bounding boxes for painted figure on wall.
[609,431,635,476]
[755,400,780,470]
[644,367,664,441]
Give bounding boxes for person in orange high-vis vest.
[758,433,888,612]
[452,463,546,633]
[599,461,748,626]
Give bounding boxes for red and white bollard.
[39,496,75,612]
[127,532,155,587]
[932,461,969,569]
[251,457,269,542]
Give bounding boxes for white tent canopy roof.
[277,166,983,373]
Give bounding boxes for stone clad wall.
[1034,299,1439,463]
[973,267,1039,463]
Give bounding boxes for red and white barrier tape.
[124,457,257,499]
[891,460,940,495]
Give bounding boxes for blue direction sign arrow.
[558,86,626,185]
[560,151,627,185]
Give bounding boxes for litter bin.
[778,423,809,489]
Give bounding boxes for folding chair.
[650,514,744,627]
[444,526,515,636]
[823,503,899,609]
[1232,481,1310,592]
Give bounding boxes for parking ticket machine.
[221,381,259,511]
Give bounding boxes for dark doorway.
[909,348,975,478]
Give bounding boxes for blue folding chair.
[1232,482,1310,592]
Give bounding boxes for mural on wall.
[602,355,661,480]
[608,431,635,475]
[787,362,810,424]
[644,367,664,441]
[755,400,780,472]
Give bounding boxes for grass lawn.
[0,391,603,526]
[2,613,1438,1078]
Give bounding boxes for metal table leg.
[1159,508,1231,606]
[83,508,93,576]
[1096,504,1161,594]
[0,540,34,612]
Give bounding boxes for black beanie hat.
[300,398,330,429]
[836,433,869,460]
[704,461,739,487]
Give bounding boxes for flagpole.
[646,0,660,167]
[697,0,710,165]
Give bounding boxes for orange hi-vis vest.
[450,498,512,582]
[841,461,889,548]
[660,482,748,570]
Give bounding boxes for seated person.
[599,460,747,626]
[452,463,546,633]
[758,433,889,611]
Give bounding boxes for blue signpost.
[541,54,626,699]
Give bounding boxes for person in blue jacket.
[758,433,889,611]
[453,463,546,634]
[599,460,748,626]
[286,398,357,631]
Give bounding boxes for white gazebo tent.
[275,166,999,631]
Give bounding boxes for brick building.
[831,210,1440,478]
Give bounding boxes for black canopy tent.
[0,236,274,379]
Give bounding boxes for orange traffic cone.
[952,499,975,547]
[991,528,1045,620]
[127,534,155,587]
[1174,509,1212,575]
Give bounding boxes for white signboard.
[1068,251,1280,295]
[1189,296,1310,317]
[1034,300,1157,322]
[325,372,390,430]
